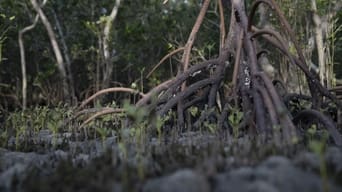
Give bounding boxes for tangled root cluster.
[73,0,342,147]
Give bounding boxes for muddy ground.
[0,128,342,192]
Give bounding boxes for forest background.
[0,0,341,110]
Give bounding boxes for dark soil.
[1,129,342,192]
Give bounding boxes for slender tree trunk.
[30,0,70,102]
[311,0,326,86]
[51,9,76,103]
[102,0,121,89]
[19,0,47,110]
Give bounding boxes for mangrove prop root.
[71,0,341,146]
[293,109,342,146]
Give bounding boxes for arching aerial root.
[68,0,341,147]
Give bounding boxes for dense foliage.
[0,0,219,108]
[0,0,341,109]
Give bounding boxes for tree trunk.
[311,0,326,87]
[19,0,48,110]
[30,0,70,102]
[102,0,121,89]
[51,9,76,104]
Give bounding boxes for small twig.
[218,0,226,55]
[79,108,124,129]
[146,47,185,78]
[78,87,145,110]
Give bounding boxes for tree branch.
[30,0,70,101]
[19,0,47,110]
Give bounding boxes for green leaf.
[307,124,317,135]
[47,121,55,130]
[189,106,198,117]
[309,140,324,154]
